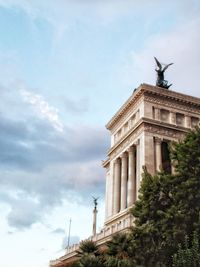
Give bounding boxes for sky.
[0,1,200,267]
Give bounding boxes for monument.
[50,63,200,267]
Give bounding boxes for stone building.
[50,83,200,267]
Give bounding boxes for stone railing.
[50,213,133,266]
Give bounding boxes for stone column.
[136,139,140,200]
[120,152,128,211]
[113,158,121,214]
[155,137,162,171]
[170,112,176,124]
[154,108,160,120]
[127,146,136,206]
[185,115,191,128]
[92,205,97,236]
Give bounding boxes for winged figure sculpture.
[154,57,173,89]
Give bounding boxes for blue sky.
[0,1,200,267]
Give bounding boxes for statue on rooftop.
[154,57,173,89]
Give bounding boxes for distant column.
[127,146,136,206]
[113,158,121,214]
[155,137,162,171]
[120,152,128,211]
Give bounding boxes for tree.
[131,168,175,266]
[172,231,200,267]
[75,240,105,267]
[130,127,200,266]
[105,233,135,267]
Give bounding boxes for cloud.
[7,198,41,229]
[20,88,64,132]
[120,16,200,94]
[0,84,108,229]
[51,228,65,235]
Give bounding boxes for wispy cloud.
[20,88,64,132]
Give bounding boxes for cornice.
[102,158,110,168]
[106,83,200,130]
[107,119,143,158]
[106,84,144,130]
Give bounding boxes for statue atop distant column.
[154,57,173,89]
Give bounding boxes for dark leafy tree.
[105,233,135,267]
[75,240,105,267]
[172,231,200,267]
[130,127,200,266]
[77,240,100,256]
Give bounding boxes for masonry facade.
[50,83,200,267]
[103,83,200,230]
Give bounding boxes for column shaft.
[127,146,136,206]
[120,153,128,210]
[155,137,162,171]
[136,139,140,200]
[113,158,121,214]
[170,112,176,124]
[185,115,191,128]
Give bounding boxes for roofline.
[106,83,200,130]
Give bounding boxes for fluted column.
[113,158,121,214]
[155,137,162,171]
[127,146,136,206]
[120,152,128,210]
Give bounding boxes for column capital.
[121,152,128,158]
[154,137,162,143]
[135,139,140,146]
[127,146,135,154]
[114,158,121,164]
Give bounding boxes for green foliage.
[172,231,200,267]
[130,127,200,266]
[79,254,105,267]
[77,240,99,256]
[72,127,200,267]
[75,240,105,267]
[105,233,135,267]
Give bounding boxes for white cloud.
[120,17,200,95]
[20,88,64,132]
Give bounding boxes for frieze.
[144,123,186,140]
[144,95,200,115]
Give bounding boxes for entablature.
[106,83,200,131]
[105,118,190,163]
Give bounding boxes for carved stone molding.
[144,95,200,115]
[106,83,200,131]
[154,136,162,143]
[144,123,186,140]
[127,146,135,154]
[121,152,128,158]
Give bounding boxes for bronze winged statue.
[154,57,173,89]
[92,196,99,209]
